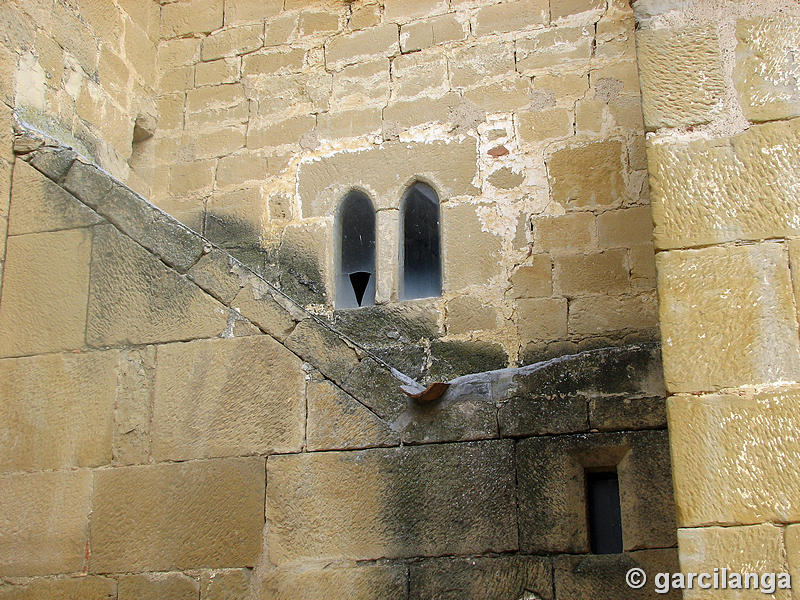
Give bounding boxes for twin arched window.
[335,182,441,309]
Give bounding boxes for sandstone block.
[383,93,460,129]
[124,20,156,82]
[511,256,553,298]
[517,297,568,342]
[188,248,247,304]
[204,186,264,248]
[450,41,514,88]
[191,125,247,159]
[464,78,530,112]
[242,49,305,75]
[247,115,315,149]
[384,0,448,22]
[649,119,800,249]
[597,206,653,248]
[187,83,246,112]
[568,292,657,335]
[153,336,304,461]
[86,224,229,347]
[257,565,407,600]
[0,229,91,357]
[264,12,299,46]
[657,244,800,393]
[299,10,341,35]
[266,440,517,564]
[325,24,399,70]
[400,14,466,52]
[316,107,382,139]
[518,108,574,141]
[442,203,502,290]
[231,279,299,341]
[630,243,656,290]
[410,556,553,600]
[169,159,216,195]
[113,347,155,465]
[0,470,91,576]
[669,388,800,527]
[678,524,790,600]
[551,0,605,21]
[285,319,360,382]
[533,71,589,100]
[216,152,268,188]
[0,351,117,471]
[475,0,548,35]
[350,4,381,30]
[201,569,251,600]
[307,379,399,451]
[548,139,627,208]
[532,212,593,252]
[391,52,448,99]
[735,17,800,123]
[162,0,223,37]
[91,457,265,572]
[446,295,498,334]
[499,393,587,437]
[9,159,100,235]
[195,57,239,87]
[225,0,282,25]
[158,37,201,70]
[636,25,725,129]
[554,250,629,295]
[202,24,263,61]
[516,26,592,73]
[590,394,666,431]
[0,576,116,600]
[298,139,478,217]
[118,573,198,600]
[331,59,390,109]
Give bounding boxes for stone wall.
[150,0,658,377]
[632,0,800,592]
[0,139,678,599]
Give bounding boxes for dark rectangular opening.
[586,470,623,554]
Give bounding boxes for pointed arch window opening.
[400,182,442,301]
[336,190,376,309]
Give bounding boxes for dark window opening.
[400,182,442,300]
[586,470,624,554]
[336,191,376,309]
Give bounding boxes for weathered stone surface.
[450,41,514,88]
[446,295,498,334]
[785,524,800,595]
[400,14,466,53]
[257,565,407,600]
[332,301,439,345]
[341,357,410,422]
[316,107,382,139]
[203,24,263,61]
[474,0,548,35]
[554,550,681,599]
[152,336,305,460]
[428,340,508,381]
[516,26,592,73]
[285,318,360,381]
[637,25,725,129]
[307,379,399,451]
[401,380,498,444]
[391,52,448,99]
[87,224,230,347]
[0,470,92,576]
[118,573,199,600]
[410,555,553,600]
[243,49,305,76]
[225,0,282,25]
[0,351,116,471]
[298,139,478,217]
[231,279,298,342]
[532,212,593,253]
[384,0,448,22]
[590,394,667,431]
[551,0,604,21]
[649,119,800,249]
[678,524,790,600]
[161,0,223,37]
[554,250,629,295]
[266,441,517,563]
[113,347,155,465]
[518,107,574,142]
[0,576,116,600]
[669,388,800,527]
[597,206,653,248]
[0,228,91,357]
[735,17,800,122]
[276,221,328,305]
[568,292,658,336]
[325,24,398,70]
[27,147,77,181]
[91,457,265,572]
[188,248,247,305]
[511,257,553,298]
[517,430,676,553]
[657,244,800,393]
[548,140,626,208]
[442,203,502,290]
[201,569,251,600]
[517,297,568,342]
[499,394,587,437]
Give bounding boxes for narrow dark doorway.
[586,470,624,554]
[400,182,442,300]
[336,191,376,309]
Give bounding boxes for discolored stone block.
[0,576,116,600]
[0,228,91,357]
[590,395,667,431]
[636,25,725,129]
[340,357,410,422]
[649,119,800,249]
[285,319,360,382]
[551,0,605,21]
[256,564,407,600]
[307,379,400,451]
[0,470,92,576]
[516,26,592,73]
[86,224,230,347]
[0,351,117,471]
[427,340,508,381]
[152,336,305,461]
[118,573,199,600]
[266,440,517,564]
[499,394,587,437]
[449,41,514,88]
[91,457,265,572]
[657,243,800,393]
[410,555,553,600]
[548,140,626,208]
[735,17,800,122]
[597,206,653,249]
[668,388,800,527]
